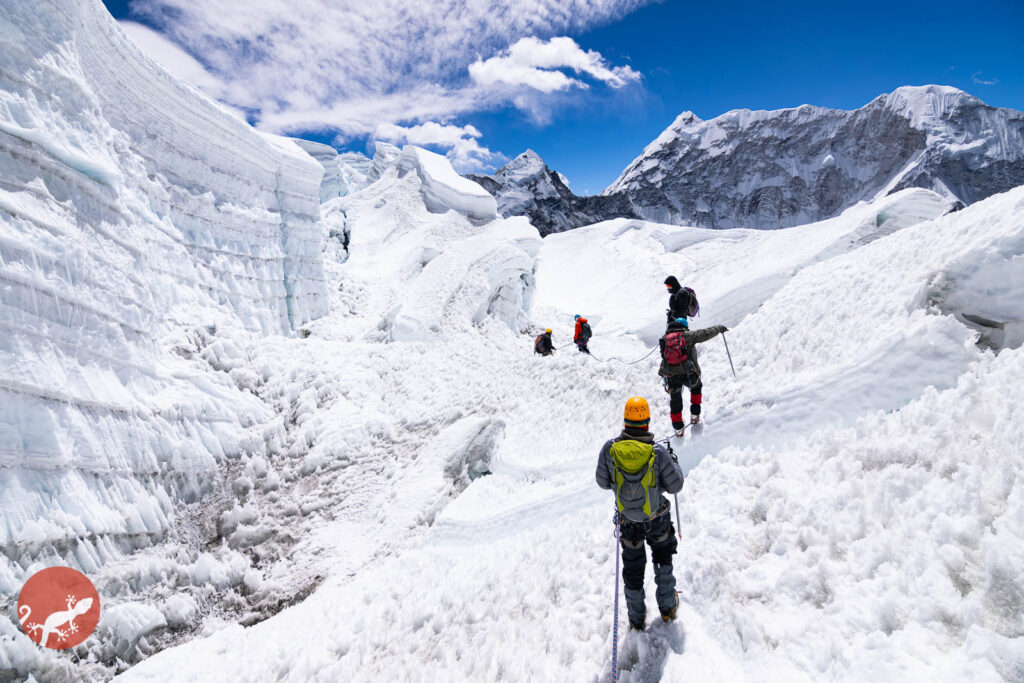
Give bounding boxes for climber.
[659,317,727,435]
[534,328,555,356]
[573,314,592,354]
[596,396,684,630]
[663,276,699,326]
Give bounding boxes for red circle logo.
[17,567,101,649]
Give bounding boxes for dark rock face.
[603,85,1024,230]
[468,150,639,236]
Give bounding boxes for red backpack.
[663,331,688,366]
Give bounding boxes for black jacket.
[666,289,696,324]
[535,333,554,355]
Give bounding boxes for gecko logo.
[17,567,101,649]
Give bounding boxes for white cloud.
[469,36,641,93]
[127,0,654,138]
[374,122,502,173]
[469,59,583,94]
[971,71,998,86]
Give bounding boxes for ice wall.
[0,0,327,597]
[291,138,373,202]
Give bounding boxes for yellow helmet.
[623,396,650,425]
[545,328,552,334]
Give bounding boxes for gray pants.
[619,506,678,623]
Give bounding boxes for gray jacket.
[596,429,684,522]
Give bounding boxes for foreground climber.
[534,328,555,356]
[573,314,592,354]
[659,317,727,435]
[596,397,685,630]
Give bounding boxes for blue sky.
[105,0,1022,195]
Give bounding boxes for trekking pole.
[666,441,683,540]
[722,331,737,378]
[611,512,621,682]
[674,494,682,540]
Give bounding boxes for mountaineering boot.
[690,415,703,435]
[674,426,687,438]
[661,592,679,622]
[624,586,646,630]
[653,564,678,620]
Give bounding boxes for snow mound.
[398,145,497,222]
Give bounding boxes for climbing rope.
[610,512,621,682]
[589,346,659,365]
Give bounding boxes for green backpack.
[610,439,657,517]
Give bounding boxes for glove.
[718,325,729,333]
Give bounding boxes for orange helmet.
[623,396,650,426]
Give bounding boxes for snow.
[398,145,497,222]
[111,185,1024,683]
[3,2,1024,681]
[100,603,168,659]
[495,149,547,185]
[291,139,374,202]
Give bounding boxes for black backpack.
[580,321,592,341]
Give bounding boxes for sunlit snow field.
[2,2,1024,682]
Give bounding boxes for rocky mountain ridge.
[471,86,1024,232]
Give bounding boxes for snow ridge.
[469,150,639,235]
[603,85,1024,229]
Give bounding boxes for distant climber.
[573,314,592,354]
[534,328,554,356]
[596,396,684,630]
[663,276,699,326]
[659,317,726,435]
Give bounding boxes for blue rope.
[611,513,620,682]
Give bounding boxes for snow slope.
[117,186,1024,682]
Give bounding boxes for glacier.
[2,1,1024,681]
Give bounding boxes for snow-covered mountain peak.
[467,149,640,235]
[494,149,547,184]
[879,84,981,122]
[602,86,1024,228]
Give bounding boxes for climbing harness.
[611,512,621,682]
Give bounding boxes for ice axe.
[722,331,737,378]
